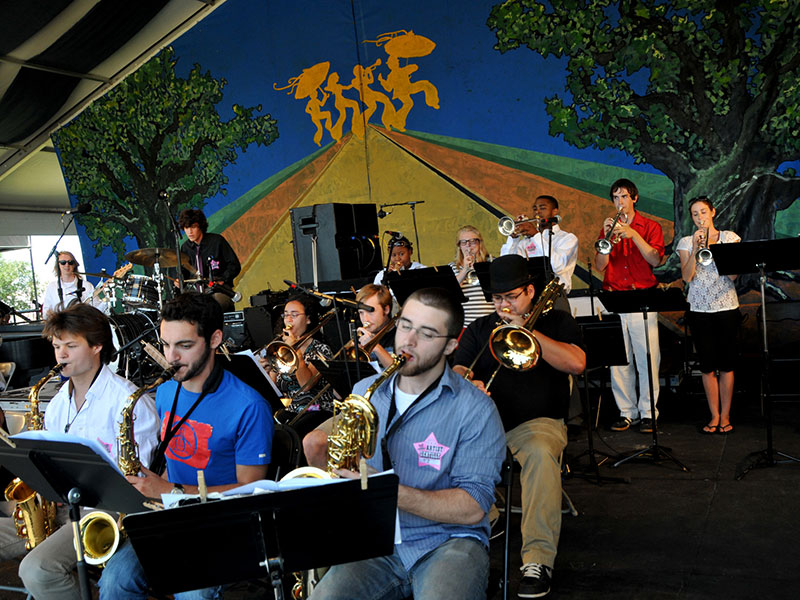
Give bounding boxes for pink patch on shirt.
[413,432,450,471]
[96,438,113,455]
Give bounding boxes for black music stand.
[569,315,630,484]
[0,434,153,600]
[711,239,800,479]
[124,473,399,599]
[599,288,690,471]
[311,357,378,399]
[384,266,468,306]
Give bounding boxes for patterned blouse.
[676,230,741,313]
[276,338,335,413]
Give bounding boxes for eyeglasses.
[281,312,305,319]
[457,238,480,247]
[491,289,527,304]
[58,260,76,266]
[396,318,451,342]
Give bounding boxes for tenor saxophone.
[4,364,63,550]
[78,366,176,566]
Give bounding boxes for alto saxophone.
[4,364,63,550]
[282,352,408,479]
[78,366,176,566]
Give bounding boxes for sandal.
[702,424,719,434]
[718,424,734,434]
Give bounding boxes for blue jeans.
[308,537,489,600]
[99,540,224,600]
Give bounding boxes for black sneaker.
[519,563,552,598]
[610,416,640,431]
[639,418,655,433]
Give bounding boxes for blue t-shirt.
[155,369,273,487]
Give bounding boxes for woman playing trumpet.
[355,284,396,370]
[450,225,495,327]
[263,295,335,437]
[372,236,425,286]
[676,196,741,435]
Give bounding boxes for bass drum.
[108,312,160,380]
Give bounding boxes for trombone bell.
[489,325,541,371]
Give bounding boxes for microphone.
[208,282,242,303]
[63,203,91,216]
[284,279,298,289]
[539,216,561,227]
[385,230,403,238]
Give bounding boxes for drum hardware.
[595,209,626,255]
[122,274,160,311]
[108,313,161,383]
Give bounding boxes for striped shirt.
[448,262,495,326]
[357,363,506,570]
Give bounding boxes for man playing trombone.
[453,255,585,599]
[499,195,579,293]
[594,178,665,434]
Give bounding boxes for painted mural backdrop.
[54,0,800,306]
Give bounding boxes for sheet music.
[12,429,123,475]
[236,349,282,397]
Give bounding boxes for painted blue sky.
[171,0,659,218]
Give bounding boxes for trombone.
[696,227,713,266]
[279,315,399,412]
[462,278,564,390]
[595,209,626,255]
[264,309,337,375]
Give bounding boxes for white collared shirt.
[500,225,579,292]
[44,364,160,468]
[373,261,427,286]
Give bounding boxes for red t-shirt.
[597,211,664,291]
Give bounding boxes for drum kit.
[82,247,199,384]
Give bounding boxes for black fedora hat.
[487,255,534,294]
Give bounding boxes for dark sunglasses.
[58,260,76,266]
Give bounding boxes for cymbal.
[124,248,197,274]
[77,271,113,279]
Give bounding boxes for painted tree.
[488,0,800,292]
[54,46,279,258]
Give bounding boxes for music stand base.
[735,448,800,480]
[567,450,630,485]
[612,443,689,472]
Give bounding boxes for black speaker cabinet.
[291,203,381,283]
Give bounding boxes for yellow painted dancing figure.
[274,61,333,146]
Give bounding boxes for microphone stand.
[44,213,77,265]
[285,281,374,314]
[160,192,184,296]
[376,201,426,262]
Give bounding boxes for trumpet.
[595,209,626,255]
[263,310,337,375]
[498,215,561,236]
[696,226,713,266]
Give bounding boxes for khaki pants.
[506,417,567,568]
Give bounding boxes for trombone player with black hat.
[453,255,585,599]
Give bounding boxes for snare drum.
[122,275,160,310]
[109,312,159,378]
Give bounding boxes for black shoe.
[639,418,655,433]
[519,563,552,598]
[610,416,640,431]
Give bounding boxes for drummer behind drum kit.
[86,247,199,384]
